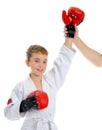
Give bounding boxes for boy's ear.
[25,59,29,66]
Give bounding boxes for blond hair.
[26,45,48,61]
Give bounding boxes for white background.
[0,0,102,130]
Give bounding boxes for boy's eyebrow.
[34,58,48,61]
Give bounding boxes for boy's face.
[26,52,48,77]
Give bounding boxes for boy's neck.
[30,73,43,90]
[30,73,42,82]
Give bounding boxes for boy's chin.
[35,73,43,77]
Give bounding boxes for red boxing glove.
[62,7,85,38]
[62,6,85,26]
[27,90,49,109]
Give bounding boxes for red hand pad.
[62,6,85,26]
[27,90,49,109]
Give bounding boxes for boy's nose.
[38,62,43,67]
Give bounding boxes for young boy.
[64,26,102,67]
[4,37,76,130]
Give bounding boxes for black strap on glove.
[66,24,75,38]
[19,95,38,113]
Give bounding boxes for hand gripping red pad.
[62,6,85,38]
[27,90,49,109]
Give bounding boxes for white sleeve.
[4,83,25,120]
[44,45,76,90]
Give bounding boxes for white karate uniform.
[4,45,76,130]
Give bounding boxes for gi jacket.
[4,45,76,130]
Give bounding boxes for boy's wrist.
[64,37,73,49]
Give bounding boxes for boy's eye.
[43,61,47,64]
[35,60,39,62]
